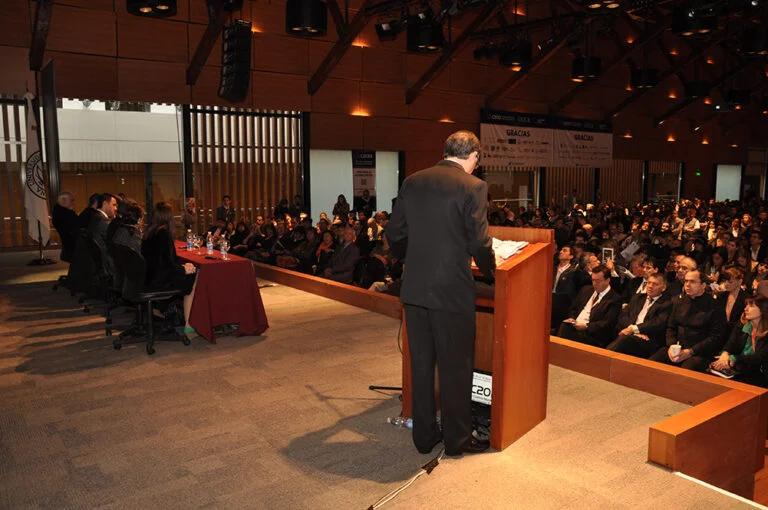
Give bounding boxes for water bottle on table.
[387,416,413,429]
[206,233,214,255]
[186,229,193,251]
[220,238,229,260]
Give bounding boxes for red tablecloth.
[175,241,269,343]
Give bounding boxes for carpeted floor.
[0,251,753,509]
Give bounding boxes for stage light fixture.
[726,89,752,106]
[571,56,601,81]
[375,14,407,41]
[406,9,444,53]
[740,25,768,55]
[500,39,532,67]
[672,6,717,37]
[127,0,177,17]
[684,80,710,99]
[286,0,327,36]
[629,68,658,89]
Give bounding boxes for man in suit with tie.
[622,257,660,303]
[607,274,672,358]
[557,264,622,347]
[387,130,495,457]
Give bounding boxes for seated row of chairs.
[54,228,189,355]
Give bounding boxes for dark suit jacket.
[666,293,726,357]
[88,211,115,275]
[387,160,494,315]
[553,262,580,298]
[328,241,361,284]
[622,276,645,303]
[616,293,672,347]
[52,204,79,262]
[717,289,748,342]
[215,205,235,224]
[566,286,622,347]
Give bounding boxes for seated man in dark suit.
[666,255,697,299]
[649,269,726,372]
[552,245,580,328]
[323,226,361,284]
[622,256,659,303]
[607,273,672,358]
[557,264,622,347]
[51,191,79,262]
[87,193,117,275]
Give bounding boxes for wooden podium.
[401,226,554,451]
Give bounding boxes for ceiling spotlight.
[127,0,177,17]
[587,1,602,8]
[693,125,701,132]
[571,56,601,81]
[286,0,328,36]
[406,9,444,53]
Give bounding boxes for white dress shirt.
[575,287,611,325]
[631,295,659,334]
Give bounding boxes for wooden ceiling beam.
[605,32,733,121]
[186,0,230,86]
[29,0,53,71]
[308,0,378,95]
[653,57,758,126]
[406,0,504,105]
[327,0,348,38]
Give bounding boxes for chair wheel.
[113,341,121,350]
[83,306,90,313]
[106,329,112,336]
[106,318,112,325]
[146,345,155,355]
[182,337,191,346]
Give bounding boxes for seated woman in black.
[229,221,249,256]
[247,223,278,263]
[141,202,198,335]
[711,296,768,387]
[111,200,143,254]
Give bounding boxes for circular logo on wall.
[26,151,46,200]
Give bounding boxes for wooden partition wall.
[189,107,303,230]
[601,159,643,204]
[0,97,35,248]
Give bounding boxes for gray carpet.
[0,251,753,509]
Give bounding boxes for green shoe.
[183,326,197,335]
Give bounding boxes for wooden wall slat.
[188,107,304,229]
[545,167,594,209]
[649,161,680,175]
[601,159,643,204]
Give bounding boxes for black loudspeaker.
[218,20,252,103]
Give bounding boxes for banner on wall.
[480,109,613,169]
[553,130,613,168]
[352,150,377,211]
[480,123,553,169]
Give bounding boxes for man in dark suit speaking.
[387,130,495,457]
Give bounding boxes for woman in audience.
[142,202,198,335]
[332,194,350,220]
[315,230,336,274]
[716,266,748,344]
[705,247,728,283]
[248,223,278,263]
[711,297,768,387]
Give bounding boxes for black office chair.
[109,244,189,355]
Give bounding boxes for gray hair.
[443,130,480,159]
